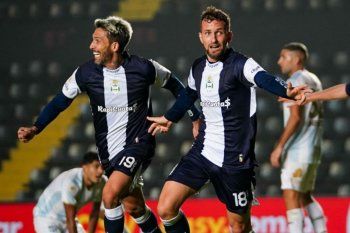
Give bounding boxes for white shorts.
[281,161,319,192]
[34,216,85,233]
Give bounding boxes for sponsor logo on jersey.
[275,76,287,88]
[97,103,138,113]
[251,65,261,74]
[200,97,231,109]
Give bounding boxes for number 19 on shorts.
[232,191,248,207]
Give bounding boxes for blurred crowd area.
[0,0,349,201]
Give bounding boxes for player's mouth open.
[93,52,100,57]
[210,44,220,49]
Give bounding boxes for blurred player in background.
[147,6,307,233]
[17,16,200,233]
[299,83,350,103]
[33,151,106,233]
[270,42,327,233]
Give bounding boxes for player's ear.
[111,41,120,52]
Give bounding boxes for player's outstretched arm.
[147,116,173,136]
[254,71,312,100]
[300,83,349,105]
[17,92,73,143]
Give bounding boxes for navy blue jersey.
[187,48,266,169]
[346,82,350,96]
[62,53,175,162]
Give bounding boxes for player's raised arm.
[238,57,310,100]
[17,69,83,142]
[17,92,73,143]
[254,71,310,100]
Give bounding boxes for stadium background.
[0,0,349,232]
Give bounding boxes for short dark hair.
[94,16,133,52]
[81,151,99,165]
[283,42,309,64]
[201,6,231,32]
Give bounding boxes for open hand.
[147,116,173,136]
[286,82,313,101]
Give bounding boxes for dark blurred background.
[0,0,349,202]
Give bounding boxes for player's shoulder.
[126,53,154,69]
[78,59,101,72]
[303,69,320,81]
[62,168,83,186]
[74,59,103,82]
[224,49,249,67]
[291,69,321,86]
[125,53,159,77]
[191,55,206,70]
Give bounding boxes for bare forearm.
[64,203,78,233]
[88,202,101,233]
[87,214,99,233]
[308,84,347,101]
[66,219,78,233]
[277,117,301,148]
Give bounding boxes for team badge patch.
[111,80,120,94]
[205,76,214,90]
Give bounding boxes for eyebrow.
[92,35,103,39]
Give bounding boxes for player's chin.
[208,50,223,60]
[93,176,102,183]
[93,58,102,65]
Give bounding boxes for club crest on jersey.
[205,76,214,90]
[110,80,120,94]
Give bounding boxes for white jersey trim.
[250,87,257,117]
[188,69,196,91]
[62,69,81,99]
[243,58,265,87]
[150,59,171,87]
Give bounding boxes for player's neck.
[289,66,304,77]
[104,53,124,69]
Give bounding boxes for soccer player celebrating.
[17,16,200,233]
[270,43,327,233]
[33,152,106,233]
[147,6,307,233]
